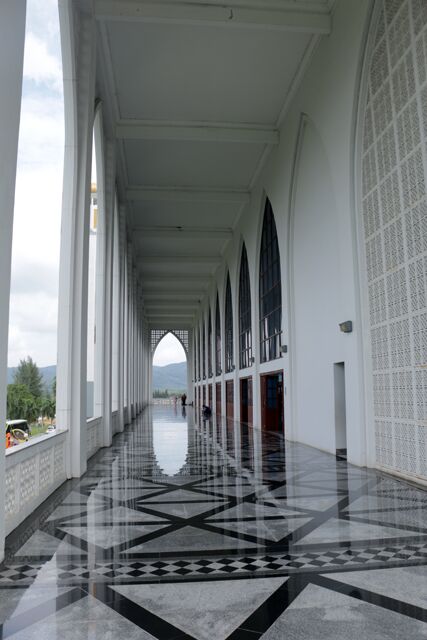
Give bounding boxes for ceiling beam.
[142,291,206,298]
[145,299,200,307]
[133,226,232,240]
[138,255,222,265]
[140,275,210,284]
[116,120,278,145]
[95,1,331,34]
[148,322,192,330]
[147,308,200,315]
[146,313,196,319]
[127,186,249,204]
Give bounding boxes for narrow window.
[225,274,233,373]
[202,322,206,379]
[215,293,221,375]
[208,308,212,377]
[239,244,252,369]
[259,199,282,362]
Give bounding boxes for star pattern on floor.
[1,406,427,639]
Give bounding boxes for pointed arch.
[239,243,252,369]
[151,329,189,358]
[202,320,206,379]
[225,272,234,373]
[215,292,221,375]
[208,306,212,377]
[259,199,282,362]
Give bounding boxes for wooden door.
[240,377,253,426]
[240,376,253,469]
[261,372,284,433]
[226,380,234,422]
[226,380,234,453]
[215,383,221,415]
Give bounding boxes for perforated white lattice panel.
[361,0,427,479]
[5,465,18,518]
[54,442,65,479]
[20,457,37,506]
[39,448,53,492]
[151,329,189,354]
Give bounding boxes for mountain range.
[7,362,187,393]
[152,361,187,391]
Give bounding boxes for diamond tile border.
[1,542,427,584]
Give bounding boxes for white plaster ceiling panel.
[130,201,240,228]
[124,140,264,188]
[136,236,225,255]
[107,22,310,124]
[139,262,215,277]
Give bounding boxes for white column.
[117,208,126,431]
[123,240,130,424]
[112,196,120,418]
[93,109,104,423]
[57,1,97,477]
[187,329,194,404]
[0,0,27,561]
[101,137,115,445]
[126,245,131,420]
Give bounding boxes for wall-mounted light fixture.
[250,357,255,364]
[280,345,288,354]
[339,321,353,333]
[231,364,235,371]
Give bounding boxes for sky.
[8,0,185,370]
[8,0,64,367]
[153,333,186,367]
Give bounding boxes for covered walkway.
[1,0,427,636]
[1,406,426,638]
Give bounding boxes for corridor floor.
[1,405,427,638]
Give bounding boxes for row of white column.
[0,0,27,561]
[55,1,150,478]
[0,1,150,561]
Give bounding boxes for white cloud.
[153,333,187,366]
[8,292,58,367]
[8,0,64,368]
[23,32,62,92]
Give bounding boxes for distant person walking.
[181,393,187,406]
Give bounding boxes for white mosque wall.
[195,0,372,468]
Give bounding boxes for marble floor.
[1,405,427,638]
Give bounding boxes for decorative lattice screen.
[151,329,189,355]
[361,0,427,479]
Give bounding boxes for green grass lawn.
[29,423,49,437]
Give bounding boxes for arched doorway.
[151,331,188,403]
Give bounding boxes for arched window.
[225,273,233,373]
[215,293,221,375]
[196,329,200,381]
[193,333,197,382]
[202,321,206,379]
[208,308,212,377]
[259,199,282,362]
[239,244,252,369]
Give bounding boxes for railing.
[5,407,135,535]
[87,416,103,459]
[5,430,67,536]
[112,410,119,435]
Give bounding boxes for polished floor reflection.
[1,405,427,638]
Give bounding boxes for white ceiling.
[95,0,332,327]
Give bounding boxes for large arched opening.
[152,331,188,403]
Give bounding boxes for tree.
[13,356,44,398]
[39,396,56,424]
[7,384,39,424]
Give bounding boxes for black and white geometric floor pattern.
[1,406,426,639]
